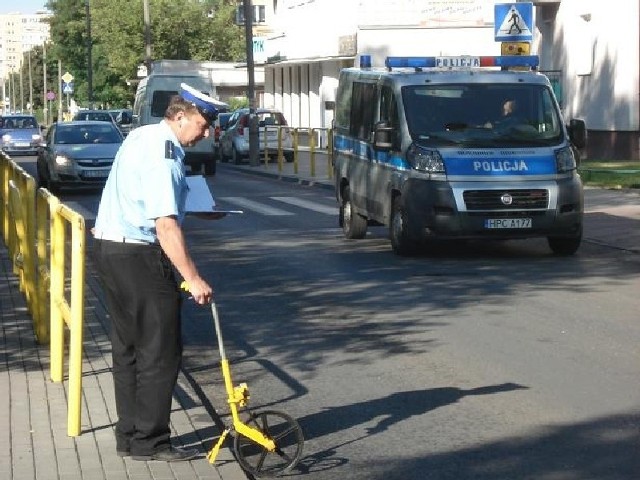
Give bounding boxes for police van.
[333,54,586,255]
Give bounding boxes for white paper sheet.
[185,176,244,214]
[185,175,215,212]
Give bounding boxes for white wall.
[552,0,639,131]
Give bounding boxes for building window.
[236,4,266,24]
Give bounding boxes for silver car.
[219,108,294,164]
[0,115,42,156]
[36,121,123,192]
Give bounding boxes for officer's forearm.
[155,216,199,283]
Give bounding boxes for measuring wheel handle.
[233,409,305,477]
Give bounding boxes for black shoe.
[116,449,130,457]
[132,446,199,462]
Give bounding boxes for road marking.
[270,196,337,215]
[218,197,294,216]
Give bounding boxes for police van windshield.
[403,84,563,148]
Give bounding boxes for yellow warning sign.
[501,42,530,56]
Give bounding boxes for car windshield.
[402,83,563,148]
[1,116,38,129]
[74,111,113,122]
[257,112,287,127]
[55,125,122,144]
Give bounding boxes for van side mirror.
[567,118,586,149]
[373,120,394,151]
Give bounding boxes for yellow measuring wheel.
[182,283,304,477]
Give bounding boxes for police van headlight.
[555,146,577,173]
[407,144,444,173]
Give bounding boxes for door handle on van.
[373,121,394,151]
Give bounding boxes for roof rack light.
[384,55,539,70]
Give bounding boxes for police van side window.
[350,82,377,141]
[334,77,352,130]
[380,85,400,150]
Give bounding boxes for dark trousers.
[92,239,182,455]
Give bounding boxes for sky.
[0,0,48,15]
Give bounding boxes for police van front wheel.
[341,187,367,239]
[390,197,418,256]
[547,231,582,255]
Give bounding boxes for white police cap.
[180,83,228,124]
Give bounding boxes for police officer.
[93,84,225,462]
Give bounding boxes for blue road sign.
[495,3,533,42]
[62,81,74,95]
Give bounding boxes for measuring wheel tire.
[233,410,304,477]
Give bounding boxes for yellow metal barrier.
[274,127,333,179]
[0,154,41,339]
[1,152,87,437]
[48,197,86,437]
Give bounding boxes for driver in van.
[484,98,520,128]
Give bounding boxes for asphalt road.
[15,157,640,480]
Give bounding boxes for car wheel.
[232,146,243,165]
[216,146,225,163]
[284,151,294,163]
[390,195,418,256]
[36,162,47,189]
[341,186,367,239]
[204,156,216,176]
[548,230,582,255]
[46,176,60,195]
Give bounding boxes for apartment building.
[0,10,50,113]
[257,0,640,161]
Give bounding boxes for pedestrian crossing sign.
[494,3,533,42]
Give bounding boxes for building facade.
[0,10,50,114]
[258,0,640,161]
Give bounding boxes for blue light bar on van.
[360,55,372,68]
[384,55,540,70]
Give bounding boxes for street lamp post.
[242,0,259,166]
[143,0,152,74]
[43,43,48,125]
[85,0,93,107]
[28,50,33,114]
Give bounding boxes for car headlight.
[32,134,41,141]
[555,146,576,173]
[407,144,445,173]
[2,134,10,142]
[54,154,72,166]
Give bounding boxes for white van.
[132,72,225,175]
[333,54,587,256]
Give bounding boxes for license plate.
[84,169,109,178]
[15,142,30,147]
[485,218,532,229]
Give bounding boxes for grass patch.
[578,161,640,189]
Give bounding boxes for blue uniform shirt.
[94,121,188,243]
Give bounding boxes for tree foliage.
[40,0,244,108]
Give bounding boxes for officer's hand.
[181,278,213,305]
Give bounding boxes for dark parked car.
[72,110,118,124]
[213,111,232,158]
[108,109,134,137]
[36,121,123,192]
[0,114,42,156]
